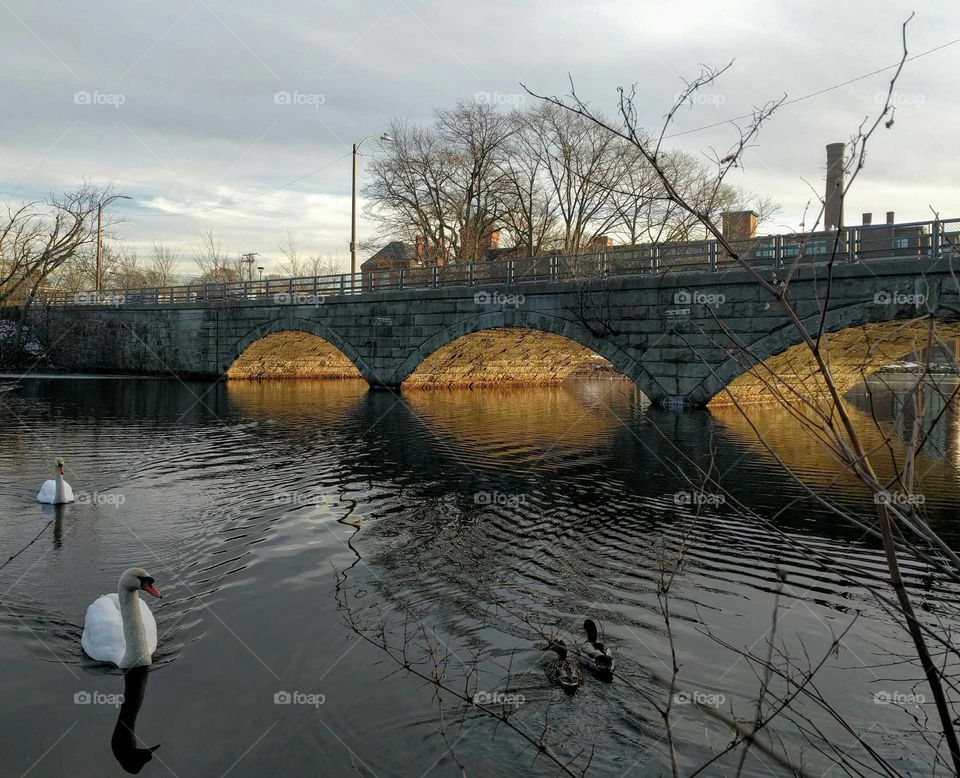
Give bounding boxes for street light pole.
[350,133,393,292]
[95,194,131,293]
[350,142,358,288]
[96,205,102,292]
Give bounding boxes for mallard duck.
[582,618,615,676]
[546,639,582,692]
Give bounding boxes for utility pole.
[96,205,102,292]
[350,142,358,289]
[351,133,393,292]
[240,252,257,282]
[95,194,131,292]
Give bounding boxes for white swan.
[37,456,74,504]
[82,568,162,668]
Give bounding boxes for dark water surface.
[0,375,958,777]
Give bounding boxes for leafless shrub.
[521,11,960,775]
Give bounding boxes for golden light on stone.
[226,331,363,380]
[710,320,960,407]
[402,327,607,389]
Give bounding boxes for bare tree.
[147,241,180,286]
[0,186,105,306]
[193,228,239,282]
[276,230,304,277]
[524,12,960,775]
[366,101,772,263]
[366,120,458,265]
[604,139,666,245]
[497,112,561,257]
[53,246,96,292]
[436,100,516,261]
[305,254,342,277]
[0,186,106,365]
[366,102,516,264]
[528,103,624,253]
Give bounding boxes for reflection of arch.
[226,378,367,419]
[394,311,651,393]
[225,322,364,380]
[714,385,960,506]
[707,315,960,406]
[406,383,641,464]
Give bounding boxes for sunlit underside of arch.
[402,327,617,389]
[709,320,960,407]
[226,331,363,380]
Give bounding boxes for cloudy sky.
[1,1,957,276]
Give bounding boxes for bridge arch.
[704,305,960,406]
[393,309,654,393]
[224,319,366,380]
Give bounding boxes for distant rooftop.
[361,241,417,271]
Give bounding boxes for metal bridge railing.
[42,218,960,307]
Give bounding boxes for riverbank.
[0,319,48,370]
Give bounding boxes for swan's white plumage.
[36,479,73,503]
[81,593,157,666]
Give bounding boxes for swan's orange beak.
[57,465,64,475]
[142,582,161,598]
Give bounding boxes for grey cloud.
[1,0,957,271]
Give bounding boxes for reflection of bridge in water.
[847,375,960,467]
[37,218,960,406]
[712,375,960,525]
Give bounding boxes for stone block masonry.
[36,256,959,406]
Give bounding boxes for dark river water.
[0,374,958,777]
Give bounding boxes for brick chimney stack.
[825,143,846,231]
[721,211,758,240]
[590,234,614,250]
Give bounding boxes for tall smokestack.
[825,143,846,231]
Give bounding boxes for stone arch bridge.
[36,254,960,407]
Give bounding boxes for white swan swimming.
[82,568,162,668]
[37,457,74,504]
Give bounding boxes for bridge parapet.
[41,218,960,310]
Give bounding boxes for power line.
[665,35,960,139]
[68,36,960,223]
